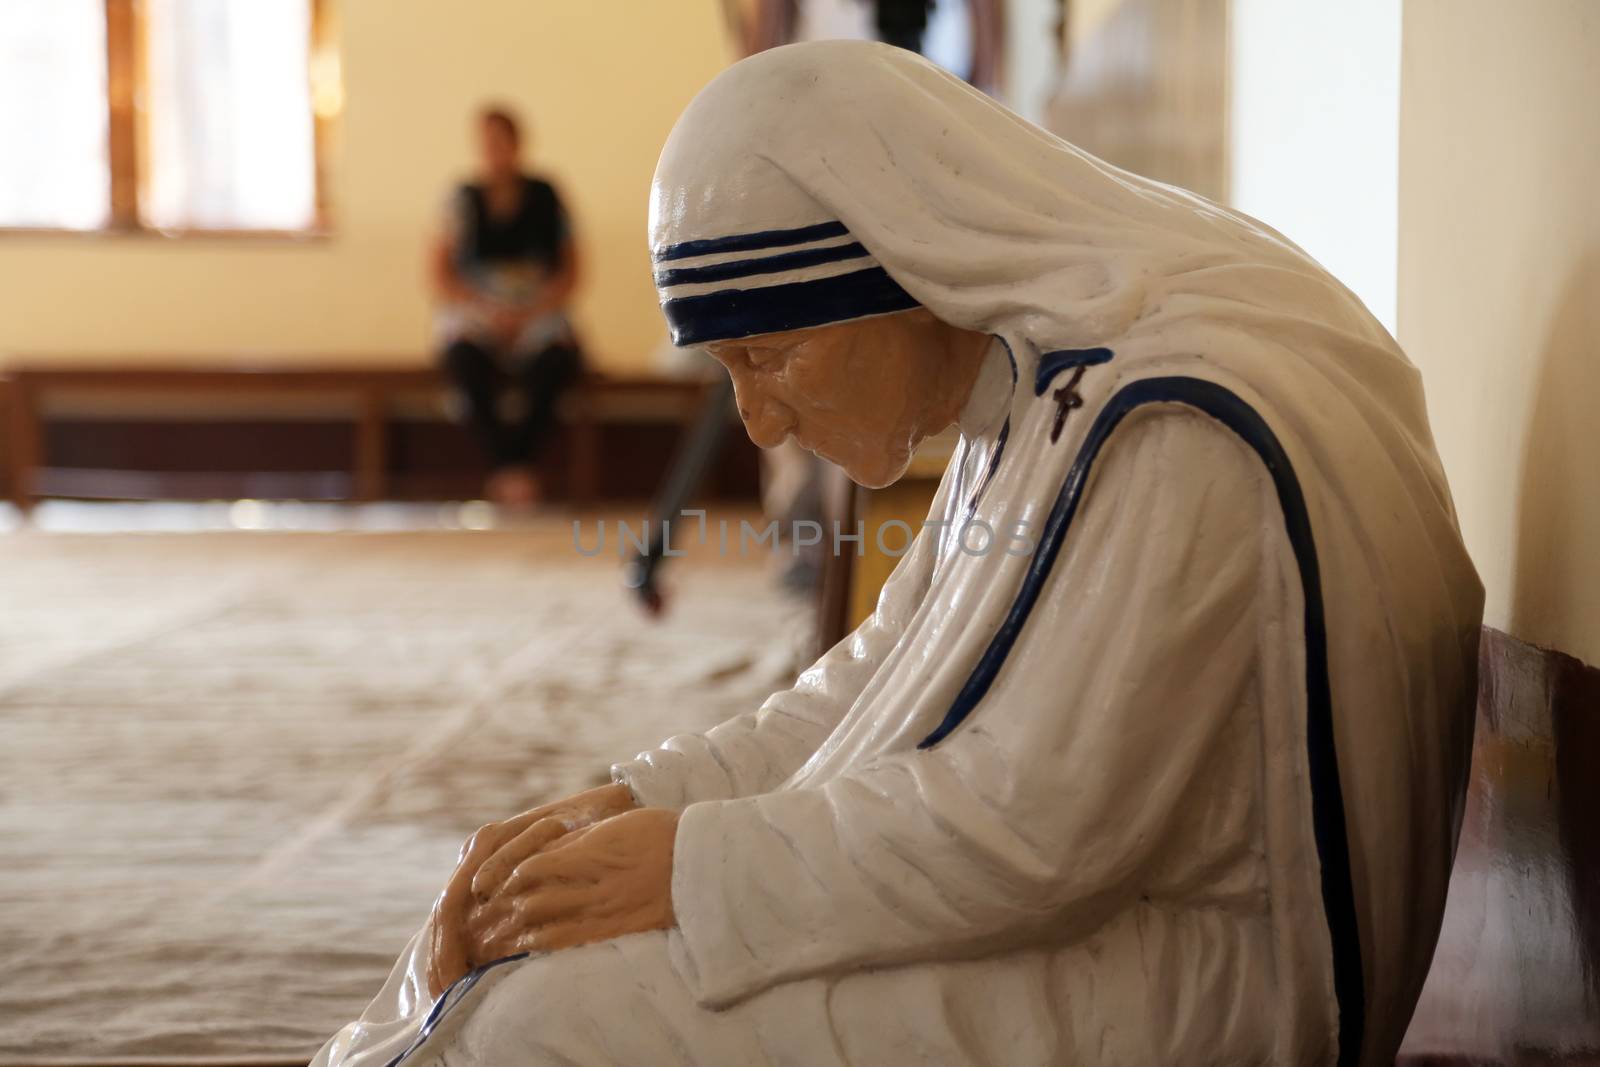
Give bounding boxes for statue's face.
[706,308,947,488]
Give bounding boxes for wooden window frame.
[2,0,338,239]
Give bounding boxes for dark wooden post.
[6,375,40,514]
[354,386,388,502]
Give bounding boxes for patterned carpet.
[0,522,805,1064]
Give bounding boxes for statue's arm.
[667,410,1281,1006]
[611,473,953,810]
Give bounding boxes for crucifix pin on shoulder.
[1049,366,1089,443]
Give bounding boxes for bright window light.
[0,0,112,230]
[142,0,318,231]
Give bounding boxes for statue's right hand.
[427,782,637,998]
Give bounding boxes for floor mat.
[0,524,805,1064]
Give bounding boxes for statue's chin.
[840,450,912,490]
[799,433,910,489]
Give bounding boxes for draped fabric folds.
[314,41,1482,1067]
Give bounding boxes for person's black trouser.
[441,339,582,469]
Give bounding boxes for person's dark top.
[453,176,569,274]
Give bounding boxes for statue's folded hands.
[461,807,680,968]
[427,782,639,996]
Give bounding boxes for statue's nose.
[740,397,795,449]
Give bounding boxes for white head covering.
[651,39,1379,357]
[652,41,1483,1066]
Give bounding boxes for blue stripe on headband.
[654,241,868,288]
[663,266,920,346]
[654,221,849,263]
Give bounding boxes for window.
[0,2,112,229]
[0,0,339,234]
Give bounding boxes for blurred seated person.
[433,105,582,508]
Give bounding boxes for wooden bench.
[1398,628,1600,1063]
[0,364,715,511]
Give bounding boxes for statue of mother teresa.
[314,40,1483,1067]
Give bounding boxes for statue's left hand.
[463,807,680,968]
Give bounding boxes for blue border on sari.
[662,266,919,346]
[654,221,850,263]
[919,374,1365,1067]
[654,241,868,288]
[382,952,531,1067]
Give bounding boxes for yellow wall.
[1398,0,1600,664]
[0,0,730,371]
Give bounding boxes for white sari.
[316,41,1481,1066]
